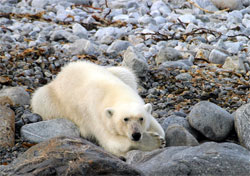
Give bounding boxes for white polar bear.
[31,61,165,157]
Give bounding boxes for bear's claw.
[148,132,166,148]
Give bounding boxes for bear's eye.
[139,117,144,121]
[124,117,129,122]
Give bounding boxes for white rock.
[150,10,161,17]
[113,14,129,21]
[72,23,88,38]
[150,1,171,16]
[95,27,126,44]
[210,0,243,10]
[179,14,196,23]
[154,16,166,24]
[222,56,246,72]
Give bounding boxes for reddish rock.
[0,105,15,148]
[0,137,143,176]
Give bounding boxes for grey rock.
[21,118,80,143]
[16,113,43,130]
[161,115,198,138]
[69,39,101,56]
[160,60,191,70]
[72,23,88,38]
[31,0,91,8]
[224,41,243,54]
[122,46,148,77]
[150,1,171,16]
[176,73,192,81]
[0,105,15,148]
[50,30,78,42]
[0,137,143,175]
[95,27,126,44]
[209,49,228,64]
[155,47,183,65]
[0,87,30,106]
[107,40,131,54]
[165,124,199,147]
[235,103,250,150]
[126,142,250,176]
[188,101,234,141]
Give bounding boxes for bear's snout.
[132,132,141,141]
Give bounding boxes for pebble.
[175,73,192,81]
[20,118,80,143]
[188,101,234,141]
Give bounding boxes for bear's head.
[104,103,152,141]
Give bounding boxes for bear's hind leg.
[31,86,62,120]
[106,66,137,91]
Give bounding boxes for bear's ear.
[144,103,152,113]
[105,108,114,118]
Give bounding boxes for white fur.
[31,61,165,157]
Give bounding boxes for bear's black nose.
[132,132,141,141]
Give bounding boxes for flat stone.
[176,73,192,81]
[0,87,30,106]
[0,105,15,148]
[155,47,183,65]
[0,137,143,175]
[235,103,250,150]
[107,40,131,54]
[127,142,250,175]
[187,101,234,141]
[165,124,199,147]
[20,118,80,143]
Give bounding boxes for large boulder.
[127,142,250,176]
[235,103,250,150]
[0,137,143,176]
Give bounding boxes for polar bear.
[31,61,165,157]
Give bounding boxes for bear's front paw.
[148,132,166,148]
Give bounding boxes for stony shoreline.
[1,0,250,175]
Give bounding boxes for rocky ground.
[1,0,250,175]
